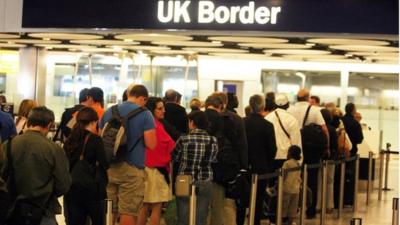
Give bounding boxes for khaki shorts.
[107,162,146,216]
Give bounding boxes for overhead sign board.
[22,0,398,35]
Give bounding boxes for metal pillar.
[338,160,345,219]
[300,165,308,225]
[276,169,284,225]
[366,152,373,205]
[105,199,113,225]
[383,143,392,190]
[248,174,258,225]
[393,198,399,225]
[353,155,360,212]
[378,150,384,200]
[189,184,197,225]
[320,161,328,225]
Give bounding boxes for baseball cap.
[275,93,289,106]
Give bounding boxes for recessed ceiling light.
[29,33,103,40]
[208,36,288,43]
[308,38,390,46]
[330,45,398,52]
[115,33,192,42]
[264,49,330,55]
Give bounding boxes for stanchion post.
[248,174,258,225]
[276,169,284,225]
[378,150,384,200]
[105,199,113,225]
[384,143,392,190]
[338,160,345,219]
[189,184,197,225]
[300,165,308,225]
[350,218,363,225]
[353,155,360,212]
[393,198,399,225]
[320,161,327,225]
[366,152,373,205]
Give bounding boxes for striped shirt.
[173,129,218,181]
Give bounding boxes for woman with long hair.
[138,97,175,225]
[15,99,37,134]
[63,106,109,225]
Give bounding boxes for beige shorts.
[144,167,172,203]
[107,162,146,216]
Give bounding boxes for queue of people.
[0,84,364,225]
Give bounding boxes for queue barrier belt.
[258,172,279,180]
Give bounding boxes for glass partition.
[0,50,19,104]
[261,70,341,106]
[46,52,199,121]
[348,72,399,151]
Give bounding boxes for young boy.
[172,111,218,225]
[282,145,302,225]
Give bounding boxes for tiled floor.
[56,158,399,225]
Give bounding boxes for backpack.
[300,105,327,163]
[101,105,145,163]
[213,114,240,184]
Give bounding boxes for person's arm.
[144,129,157,150]
[7,115,17,138]
[236,118,248,170]
[52,146,72,197]
[93,136,109,170]
[289,118,303,161]
[316,109,330,155]
[143,111,157,150]
[267,122,277,161]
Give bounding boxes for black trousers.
[306,167,319,217]
[65,198,105,225]
[254,179,268,225]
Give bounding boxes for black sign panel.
[22,0,398,35]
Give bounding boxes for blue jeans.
[176,180,212,225]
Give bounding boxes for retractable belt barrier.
[379,143,399,195]
[393,198,399,225]
[350,218,362,225]
[105,199,113,225]
[248,155,360,225]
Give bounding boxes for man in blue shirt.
[0,110,16,141]
[100,84,156,225]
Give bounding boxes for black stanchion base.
[382,188,393,191]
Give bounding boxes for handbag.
[175,175,192,197]
[70,134,102,193]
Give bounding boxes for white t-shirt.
[265,108,302,160]
[287,102,325,128]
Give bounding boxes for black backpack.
[213,114,240,183]
[301,105,327,163]
[101,105,145,163]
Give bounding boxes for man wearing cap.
[87,87,105,119]
[265,93,302,169]
[287,89,329,218]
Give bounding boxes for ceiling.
[0,32,398,64]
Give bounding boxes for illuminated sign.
[22,0,398,34]
[157,1,281,25]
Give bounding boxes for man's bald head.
[297,89,310,102]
